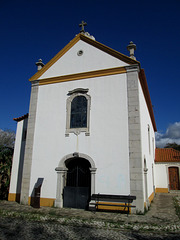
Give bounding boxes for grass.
[173,196,180,219]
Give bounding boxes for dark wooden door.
[63,158,91,209]
[169,167,179,190]
[63,186,89,209]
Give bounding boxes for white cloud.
[155,122,180,148]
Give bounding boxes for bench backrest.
[91,194,136,203]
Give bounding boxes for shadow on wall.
[30,178,44,208]
[16,119,28,202]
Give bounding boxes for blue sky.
[0,0,180,147]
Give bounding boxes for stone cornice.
[36,67,127,86]
[125,64,140,72]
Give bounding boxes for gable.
[29,34,139,81]
[39,40,129,79]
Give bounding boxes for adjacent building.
[155,148,180,192]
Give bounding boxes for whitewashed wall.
[138,81,156,202]
[154,163,168,189]
[9,119,27,194]
[29,73,130,199]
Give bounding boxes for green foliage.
[164,143,180,151]
[0,129,15,200]
[0,129,15,148]
[173,196,180,219]
[0,146,13,200]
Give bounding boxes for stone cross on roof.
[79,20,87,33]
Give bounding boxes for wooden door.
[169,167,179,190]
[63,158,91,209]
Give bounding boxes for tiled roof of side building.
[155,148,180,162]
[13,113,29,122]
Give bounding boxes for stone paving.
[144,192,180,223]
[0,193,179,224]
[0,193,179,239]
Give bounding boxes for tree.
[0,129,15,148]
[164,143,180,151]
[0,130,15,200]
[0,146,14,199]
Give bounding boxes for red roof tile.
[13,113,29,122]
[155,148,180,162]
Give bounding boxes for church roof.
[29,33,140,81]
[155,148,180,162]
[13,113,28,122]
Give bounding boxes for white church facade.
[9,27,157,213]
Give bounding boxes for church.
[8,22,157,213]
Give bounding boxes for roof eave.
[13,113,29,122]
[139,69,157,132]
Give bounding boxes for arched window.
[66,88,91,136]
[70,96,87,128]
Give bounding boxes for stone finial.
[35,59,44,71]
[127,41,137,60]
[84,32,95,40]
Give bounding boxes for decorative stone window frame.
[65,88,91,136]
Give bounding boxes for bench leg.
[127,202,130,216]
[89,200,96,211]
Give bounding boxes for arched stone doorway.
[55,153,96,208]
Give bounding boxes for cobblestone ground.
[0,217,180,240]
[0,193,179,240]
